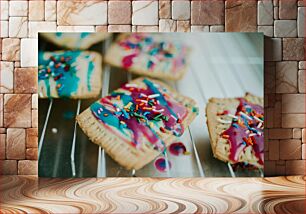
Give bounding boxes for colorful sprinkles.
[90,78,188,152]
[39,53,76,97]
[118,34,187,73]
[38,51,95,98]
[39,56,72,81]
[218,98,264,166]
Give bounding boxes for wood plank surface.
[0,176,305,213]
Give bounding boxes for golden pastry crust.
[40,32,110,50]
[104,33,191,81]
[76,77,198,170]
[38,51,103,99]
[206,93,264,168]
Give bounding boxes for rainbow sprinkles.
[206,94,264,169]
[105,33,190,80]
[219,98,264,168]
[38,51,102,99]
[76,78,198,170]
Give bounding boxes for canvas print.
[38,32,264,177]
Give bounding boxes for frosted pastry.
[76,78,198,170]
[105,33,190,80]
[40,32,110,50]
[206,93,264,169]
[38,51,102,99]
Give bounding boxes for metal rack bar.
[131,169,136,177]
[116,167,123,176]
[70,99,81,177]
[174,82,205,177]
[127,73,138,176]
[191,48,239,178]
[38,99,53,160]
[189,65,223,177]
[227,163,236,178]
[96,37,113,178]
[210,69,237,178]
[164,150,171,177]
[196,39,241,177]
[78,137,86,178]
[188,127,205,177]
[97,148,106,177]
[96,64,111,178]
[209,60,264,177]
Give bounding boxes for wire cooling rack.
[38,33,264,178]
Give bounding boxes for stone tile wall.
[0,0,305,176]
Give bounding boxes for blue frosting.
[55,32,63,38]
[143,79,177,118]
[89,78,186,151]
[80,33,90,39]
[91,102,122,130]
[38,51,95,98]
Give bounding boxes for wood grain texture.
[0,176,305,213]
